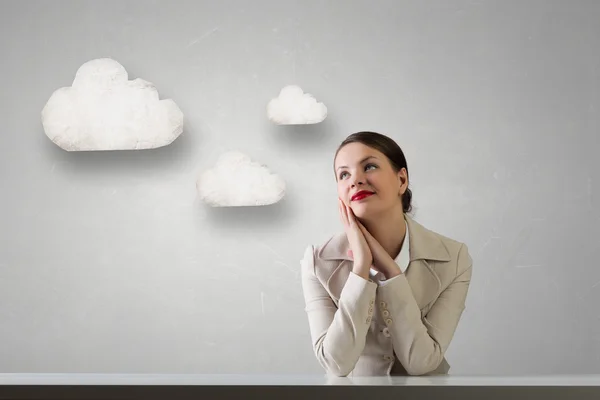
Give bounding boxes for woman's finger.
[357,220,367,233]
[339,198,348,227]
[346,203,356,226]
[358,223,371,242]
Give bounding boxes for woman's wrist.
[383,267,401,279]
[379,260,402,279]
[352,263,371,280]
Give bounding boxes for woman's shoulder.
[407,216,472,270]
[423,223,465,251]
[300,232,349,278]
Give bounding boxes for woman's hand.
[357,222,402,279]
[339,199,372,280]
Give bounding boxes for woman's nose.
[350,174,365,187]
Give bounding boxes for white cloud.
[41,58,184,151]
[267,85,327,125]
[196,151,286,207]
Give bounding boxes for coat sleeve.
[377,243,473,375]
[300,245,377,377]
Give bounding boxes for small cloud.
[267,85,327,125]
[196,151,286,207]
[41,58,184,151]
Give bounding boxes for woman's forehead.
[335,143,383,166]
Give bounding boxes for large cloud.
[41,58,184,151]
[196,151,286,207]
[267,85,327,125]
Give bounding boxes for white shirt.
[369,220,410,284]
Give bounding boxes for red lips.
[351,190,375,201]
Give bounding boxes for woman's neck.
[361,206,407,260]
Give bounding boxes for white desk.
[1,374,599,399]
[1,373,600,386]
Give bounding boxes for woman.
[300,131,473,377]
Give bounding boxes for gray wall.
[1,0,599,375]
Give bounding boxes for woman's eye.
[339,164,376,180]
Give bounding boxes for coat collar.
[317,214,451,310]
[317,214,451,263]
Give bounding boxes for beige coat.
[300,214,473,376]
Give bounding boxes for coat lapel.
[317,215,451,309]
[316,234,352,303]
[404,215,449,309]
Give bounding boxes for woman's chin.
[352,202,389,220]
[350,204,373,219]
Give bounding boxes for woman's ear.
[397,168,408,195]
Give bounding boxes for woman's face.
[334,142,407,219]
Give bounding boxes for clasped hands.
[338,198,402,280]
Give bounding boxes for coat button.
[382,327,391,337]
[384,355,393,362]
[380,301,387,308]
[385,318,392,325]
[366,317,371,324]
[382,310,390,317]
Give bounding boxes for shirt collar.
[370,219,410,278]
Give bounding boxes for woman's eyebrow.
[336,156,378,171]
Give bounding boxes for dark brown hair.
[334,131,412,213]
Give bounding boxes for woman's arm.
[300,245,377,377]
[378,244,473,375]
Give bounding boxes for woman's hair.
[334,131,413,214]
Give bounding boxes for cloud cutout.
[41,58,184,151]
[196,151,286,207]
[267,85,327,125]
